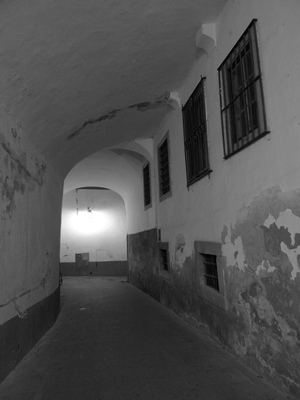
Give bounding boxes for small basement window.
[195,241,227,310]
[158,242,169,272]
[160,249,169,271]
[202,254,219,291]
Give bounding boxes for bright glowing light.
[69,210,111,235]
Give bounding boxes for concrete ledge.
[0,286,60,384]
[60,261,128,276]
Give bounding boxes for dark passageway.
[0,277,293,400]
[2,2,300,396]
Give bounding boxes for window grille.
[182,78,210,186]
[143,163,151,207]
[202,254,219,291]
[218,19,268,158]
[158,136,171,198]
[159,248,169,271]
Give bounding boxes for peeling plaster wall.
[0,106,62,381]
[128,0,300,396]
[221,187,300,392]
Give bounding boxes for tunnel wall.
[128,0,300,396]
[0,108,62,383]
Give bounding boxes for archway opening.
[60,187,128,277]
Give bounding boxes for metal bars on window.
[143,163,151,207]
[182,77,210,186]
[158,137,171,197]
[202,254,219,292]
[218,19,268,158]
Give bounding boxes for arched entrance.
[60,187,128,276]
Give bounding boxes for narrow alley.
[0,277,294,400]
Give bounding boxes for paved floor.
[0,277,295,400]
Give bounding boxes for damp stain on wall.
[1,137,47,219]
[128,187,300,395]
[222,186,300,394]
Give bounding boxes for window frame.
[157,132,172,202]
[194,241,227,311]
[158,242,170,278]
[159,242,169,272]
[202,253,219,292]
[182,77,211,186]
[143,161,152,210]
[218,19,269,159]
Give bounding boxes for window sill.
[144,203,152,211]
[159,190,172,203]
[224,130,270,159]
[197,284,227,311]
[194,241,227,311]
[159,269,171,280]
[187,169,212,188]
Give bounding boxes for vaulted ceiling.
[0,0,227,175]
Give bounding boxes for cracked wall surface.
[0,107,63,326]
[67,92,170,140]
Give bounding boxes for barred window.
[202,254,219,292]
[143,162,151,208]
[158,134,171,200]
[194,241,227,310]
[160,248,169,271]
[159,242,169,272]
[218,19,269,158]
[182,78,210,186]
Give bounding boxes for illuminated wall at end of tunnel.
[60,188,127,262]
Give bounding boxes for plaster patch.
[263,214,276,228]
[222,234,247,271]
[175,250,187,269]
[256,260,276,276]
[280,242,300,280]
[274,209,300,246]
[221,225,228,244]
[174,233,187,268]
[254,295,275,325]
